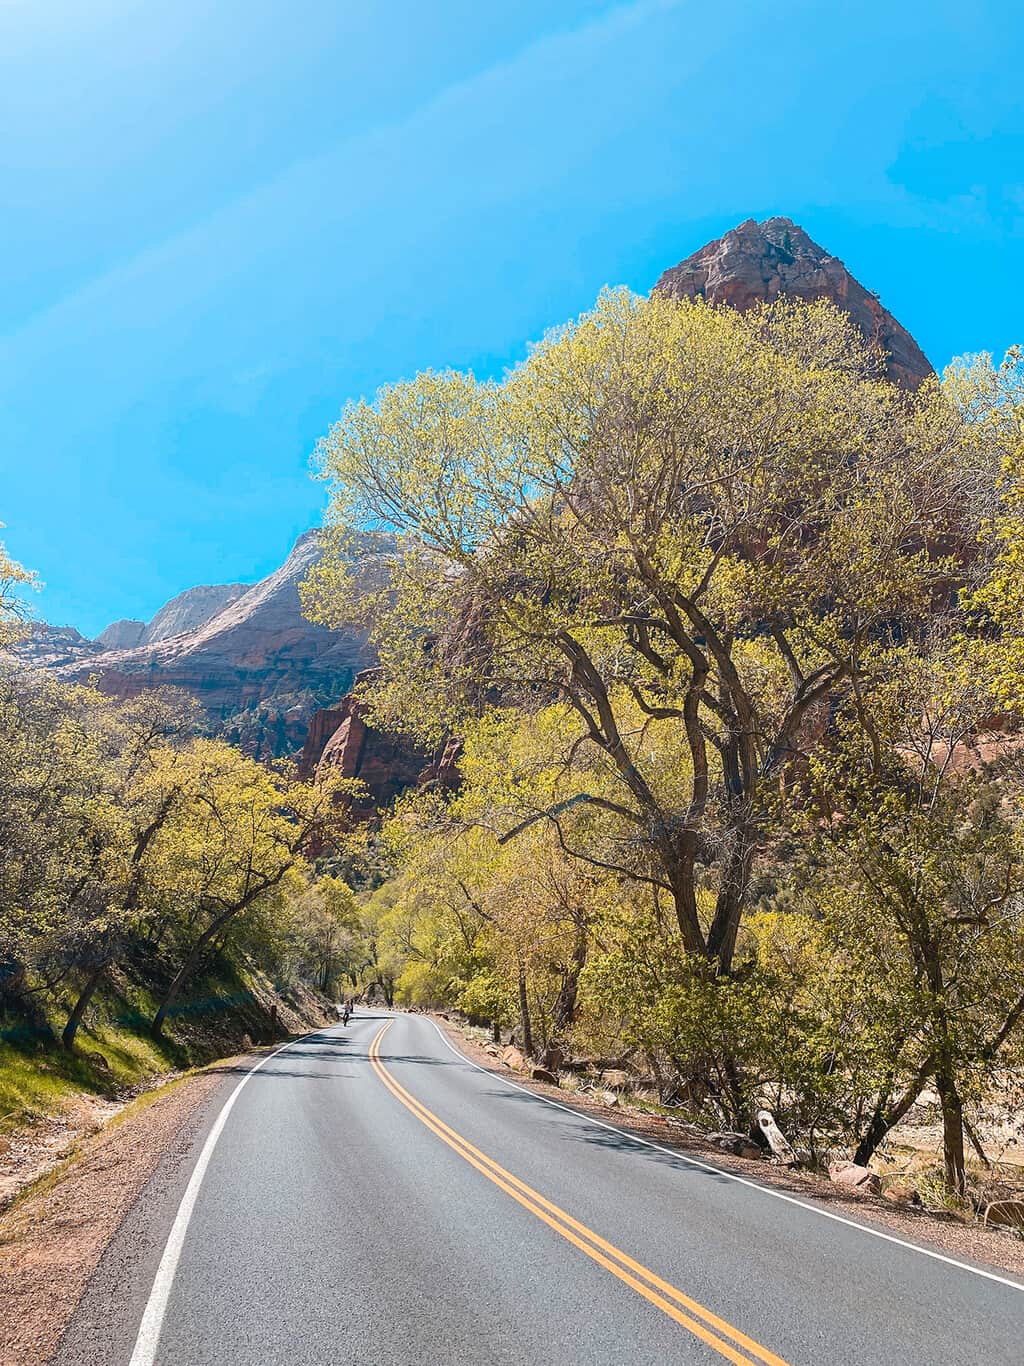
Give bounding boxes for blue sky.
[2,0,1022,635]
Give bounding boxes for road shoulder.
[0,1052,255,1366]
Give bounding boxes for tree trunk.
[152,871,292,1035]
[152,916,232,1034]
[551,927,587,1029]
[666,832,706,955]
[63,963,107,1052]
[705,815,757,973]
[853,1055,935,1167]
[936,1059,967,1197]
[517,966,534,1058]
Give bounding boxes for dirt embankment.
[0,975,331,1213]
[0,1059,237,1366]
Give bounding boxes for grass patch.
[0,955,306,1134]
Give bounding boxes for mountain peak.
[654,217,933,389]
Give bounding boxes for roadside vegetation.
[304,291,1024,1204]
[0,552,368,1130]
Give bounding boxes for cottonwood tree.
[57,690,200,1050]
[799,635,1024,1196]
[149,744,353,1034]
[305,291,998,975]
[0,670,96,1001]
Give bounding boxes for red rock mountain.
[296,670,461,816]
[654,217,933,390]
[17,532,382,759]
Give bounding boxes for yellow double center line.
[368,1022,789,1366]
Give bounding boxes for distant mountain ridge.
[15,532,381,759]
[95,582,249,651]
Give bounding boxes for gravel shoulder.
[432,1014,1024,1282]
[0,1052,254,1366]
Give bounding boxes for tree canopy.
[305,292,1024,1196]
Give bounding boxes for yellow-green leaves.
[0,525,37,647]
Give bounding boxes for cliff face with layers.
[297,671,462,816]
[654,217,933,390]
[17,533,383,760]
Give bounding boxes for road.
[58,1011,1024,1365]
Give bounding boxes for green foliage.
[302,288,1024,1193]
[0,524,36,646]
[306,290,999,981]
[0,663,361,1055]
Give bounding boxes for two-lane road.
[58,1012,1024,1364]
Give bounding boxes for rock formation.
[654,217,933,390]
[95,619,146,649]
[91,584,247,653]
[141,582,247,645]
[298,670,462,813]
[16,532,384,759]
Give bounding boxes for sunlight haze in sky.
[2,0,1022,633]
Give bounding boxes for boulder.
[501,1046,526,1071]
[983,1200,1024,1230]
[708,1131,762,1160]
[601,1090,620,1107]
[531,1067,559,1085]
[883,1183,920,1206]
[829,1160,881,1196]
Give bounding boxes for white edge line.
[128,1031,318,1366]
[428,1018,1024,1296]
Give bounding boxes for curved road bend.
[58,1012,1024,1365]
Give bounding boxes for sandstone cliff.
[95,619,146,649]
[17,533,382,759]
[298,671,462,813]
[141,581,247,644]
[654,216,933,389]
[91,583,247,652]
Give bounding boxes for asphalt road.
[58,1011,1024,1365]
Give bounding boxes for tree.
[0,526,35,646]
[305,291,997,976]
[274,874,363,996]
[149,745,352,1034]
[56,690,199,1050]
[797,633,1024,1195]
